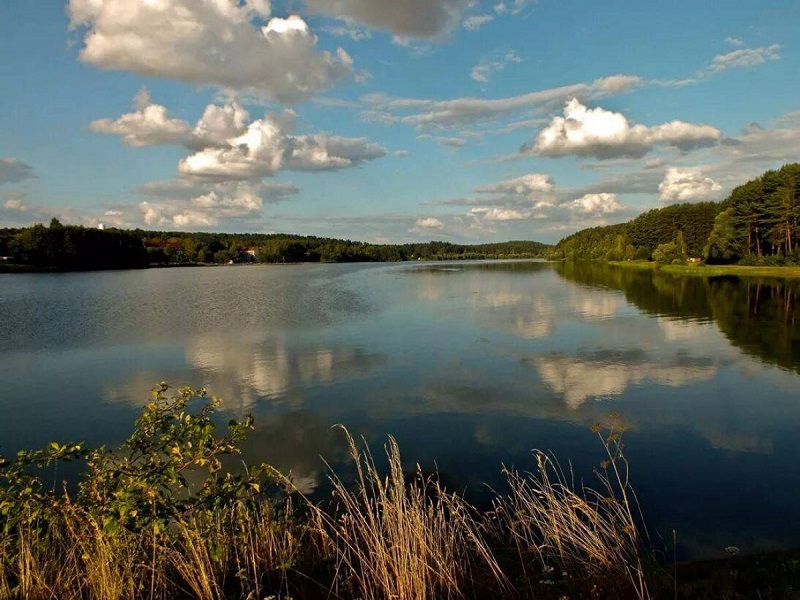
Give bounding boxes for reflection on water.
[534,354,716,409]
[1,260,799,558]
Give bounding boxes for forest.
[3,164,798,272]
[549,163,800,266]
[0,220,549,271]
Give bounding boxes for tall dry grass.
[0,417,652,599]
[490,416,650,599]
[305,428,509,600]
[0,500,308,599]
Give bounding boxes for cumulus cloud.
[192,101,251,148]
[725,37,743,46]
[476,173,554,197]
[709,44,781,72]
[179,114,387,180]
[68,1,353,103]
[468,207,532,221]
[414,217,444,229]
[90,90,253,150]
[138,180,297,229]
[3,198,29,212]
[93,94,387,182]
[89,89,192,146]
[658,168,723,203]
[287,134,387,171]
[360,75,641,129]
[304,0,469,38]
[457,173,559,226]
[0,158,35,185]
[533,99,722,159]
[463,14,494,31]
[180,116,289,181]
[567,192,623,215]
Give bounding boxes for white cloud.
[476,173,554,197]
[304,0,469,38]
[89,90,193,146]
[470,50,522,85]
[192,101,251,148]
[360,75,641,129]
[93,94,387,182]
[567,192,623,215]
[415,217,444,229]
[287,134,388,170]
[592,74,642,95]
[463,14,494,31]
[533,99,722,159]
[725,37,743,46]
[179,113,387,180]
[180,116,289,181]
[68,1,354,103]
[0,158,35,185]
[137,180,294,229]
[3,198,29,212]
[394,150,411,158]
[709,44,781,72]
[658,168,723,203]
[468,207,532,221]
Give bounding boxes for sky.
[0,0,798,244]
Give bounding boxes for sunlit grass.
[608,260,800,279]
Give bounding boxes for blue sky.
[1,0,798,243]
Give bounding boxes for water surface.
[1,260,798,558]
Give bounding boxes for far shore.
[607,260,800,279]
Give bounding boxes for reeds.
[487,415,649,598]
[306,428,508,600]
[0,392,652,599]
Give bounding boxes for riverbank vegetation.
[0,384,652,599]
[2,384,797,599]
[549,163,800,268]
[608,260,800,279]
[0,221,549,272]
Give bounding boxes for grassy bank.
[1,385,797,599]
[607,260,800,279]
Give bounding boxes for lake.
[1,260,799,559]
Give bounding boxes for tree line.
[0,220,550,272]
[548,163,800,266]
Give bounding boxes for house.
[241,246,257,258]
[687,257,702,264]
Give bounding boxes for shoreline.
[606,260,800,279]
[0,256,548,275]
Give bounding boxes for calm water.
[1,260,799,558]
